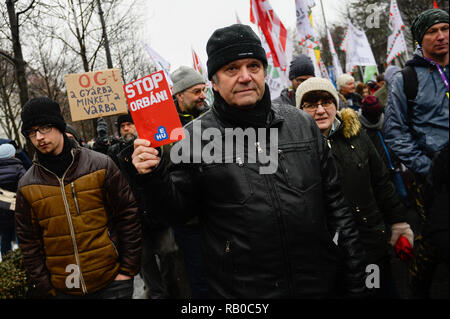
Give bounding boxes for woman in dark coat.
[296,77,413,298]
[0,143,26,258]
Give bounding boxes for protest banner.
[65,68,128,122]
[123,70,184,148]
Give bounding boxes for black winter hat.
[21,97,66,136]
[206,24,267,80]
[116,112,133,135]
[288,54,315,80]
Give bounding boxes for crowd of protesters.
[0,8,447,299]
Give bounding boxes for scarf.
[37,134,74,178]
[212,84,272,129]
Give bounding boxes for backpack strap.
[401,65,418,127]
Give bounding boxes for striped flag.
[327,29,343,78]
[250,0,288,70]
[191,48,214,105]
[386,0,407,65]
[235,11,242,24]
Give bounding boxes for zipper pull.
[71,182,81,216]
[225,240,231,253]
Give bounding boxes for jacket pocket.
[201,161,253,205]
[278,141,321,192]
[71,182,81,216]
[108,230,119,258]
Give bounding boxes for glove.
[394,235,414,261]
[97,118,108,138]
[390,222,414,247]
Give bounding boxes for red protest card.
[123,70,184,148]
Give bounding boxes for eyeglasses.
[185,87,208,96]
[26,124,53,138]
[302,100,335,111]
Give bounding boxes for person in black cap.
[15,96,141,299]
[131,24,366,298]
[65,124,84,146]
[112,111,193,300]
[106,112,137,167]
[272,54,315,106]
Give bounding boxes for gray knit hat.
[171,66,205,95]
[296,77,339,109]
[289,54,315,80]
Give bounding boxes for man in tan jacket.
[15,97,141,299]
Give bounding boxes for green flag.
[363,65,378,83]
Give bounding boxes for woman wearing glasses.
[295,77,413,299]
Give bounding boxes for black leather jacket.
[134,102,366,298]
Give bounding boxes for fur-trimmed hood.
[334,108,362,139]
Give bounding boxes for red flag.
[433,0,439,8]
[250,0,287,69]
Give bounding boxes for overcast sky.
[141,0,348,71]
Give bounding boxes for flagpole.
[319,0,329,35]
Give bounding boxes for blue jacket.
[384,49,449,176]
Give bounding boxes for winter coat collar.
[330,108,362,139]
[406,47,449,68]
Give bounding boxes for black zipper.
[262,165,294,296]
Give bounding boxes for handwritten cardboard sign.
[65,68,128,121]
[123,70,184,148]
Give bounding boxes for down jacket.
[384,48,449,176]
[15,145,141,296]
[129,98,367,298]
[328,108,406,263]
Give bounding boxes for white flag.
[344,21,377,73]
[386,0,407,65]
[295,0,316,45]
[142,42,173,89]
[327,29,343,78]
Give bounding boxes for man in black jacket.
[131,24,366,298]
[111,113,191,299]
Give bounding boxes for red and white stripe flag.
[250,0,288,70]
[191,48,214,105]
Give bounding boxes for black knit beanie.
[116,112,134,135]
[288,54,315,80]
[206,24,267,80]
[21,97,66,136]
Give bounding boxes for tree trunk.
[5,0,30,108]
[6,0,33,155]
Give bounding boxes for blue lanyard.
[377,131,394,170]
